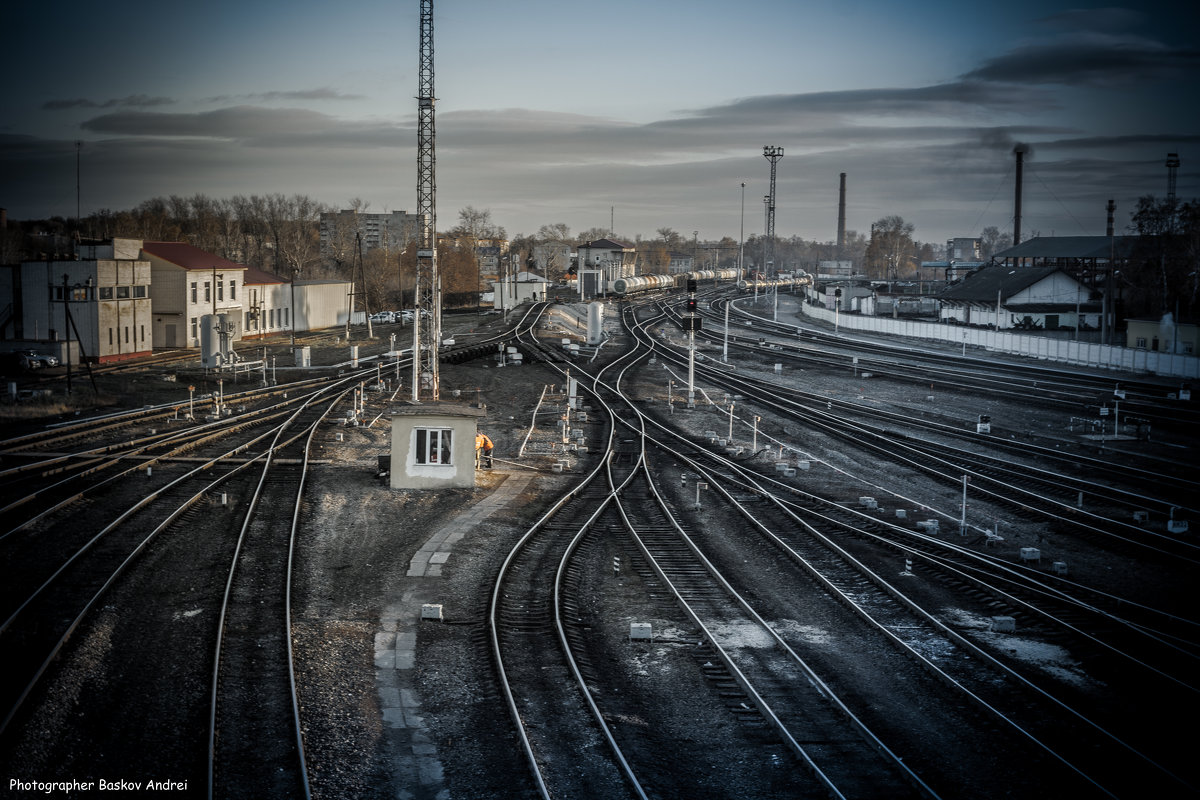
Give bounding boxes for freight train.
[608,269,812,297]
[608,269,739,297]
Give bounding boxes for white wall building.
[6,237,153,363]
[939,266,1100,331]
[242,266,290,339]
[293,280,355,333]
[142,241,248,348]
[492,271,549,312]
[389,403,487,489]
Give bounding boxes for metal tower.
[413,0,440,401]
[762,146,783,274]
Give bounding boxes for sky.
[2,0,1198,247]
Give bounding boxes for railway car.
[609,269,740,298]
[737,271,813,292]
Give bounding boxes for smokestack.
[1106,199,1115,237]
[837,173,847,257]
[1013,144,1026,245]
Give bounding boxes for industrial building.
[0,238,153,364]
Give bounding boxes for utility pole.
[413,0,440,401]
[763,145,783,275]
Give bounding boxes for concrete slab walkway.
[375,471,534,799]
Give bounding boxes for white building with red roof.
[141,241,250,348]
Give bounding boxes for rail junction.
[0,290,1196,799]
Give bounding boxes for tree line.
[4,193,1194,319]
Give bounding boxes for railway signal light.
[685,298,698,313]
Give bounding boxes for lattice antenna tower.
[412,0,441,401]
[763,146,784,274]
[1166,152,1180,206]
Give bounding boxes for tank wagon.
[737,272,814,292]
[609,269,740,297]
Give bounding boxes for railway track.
[616,298,1198,796]
[207,390,344,799]
[699,293,1200,434]
[489,305,942,799]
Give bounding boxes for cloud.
[681,81,1059,123]
[42,94,174,110]
[963,32,1200,86]
[1034,7,1146,34]
[79,106,406,147]
[202,87,365,104]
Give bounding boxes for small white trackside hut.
[389,403,487,490]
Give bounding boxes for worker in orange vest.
[475,431,494,468]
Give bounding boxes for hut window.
[415,428,453,465]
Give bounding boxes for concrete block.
[990,616,1016,633]
[630,622,652,641]
[420,603,444,621]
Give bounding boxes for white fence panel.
[758,300,1199,377]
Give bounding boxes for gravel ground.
[281,307,1198,799]
[1,306,1193,799]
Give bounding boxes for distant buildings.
[530,241,572,283]
[667,252,695,274]
[319,210,422,259]
[576,238,636,298]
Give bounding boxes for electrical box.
[630,623,652,641]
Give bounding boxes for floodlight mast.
[763,146,783,275]
[413,0,440,401]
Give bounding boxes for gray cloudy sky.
[2,0,1197,244]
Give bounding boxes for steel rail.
[205,387,348,800]
[621,303,1193,795]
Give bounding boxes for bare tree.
[536,223,571,241]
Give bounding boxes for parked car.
[370,311,394,323]
[18,350,59,369]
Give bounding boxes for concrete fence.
[787,302,1200,380]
